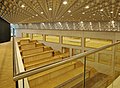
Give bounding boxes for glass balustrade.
[13,37,120,88]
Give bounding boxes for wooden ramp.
[0,42,15,88]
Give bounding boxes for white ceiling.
[0,0,120,23]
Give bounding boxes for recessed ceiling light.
[63,1,67,5]
[110,11,113,13]
[49,8,52,10]
[21,4,25,8]
[93,14,95,15]
[36,14,38,16]
[119,13,120,15]
[100,9,103,11]
[111,20,115,24]
[82,12,85,14]
[68,10,71,13]
[85,6,89,9]
[81,21,83,23]
[41,12,43,14]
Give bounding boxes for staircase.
[17,39,109,88]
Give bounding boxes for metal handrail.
[13,41,120,81]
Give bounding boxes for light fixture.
[111,20,115,24]
[93,14,95,15]
[36,14,38,16]
[85,5,89,9]
[49,8,52,10]
[100,9,103,11]
[63,1,67,5]
[81,21,83,23]
[41,12,43,14]
[110,11,113,13]
[21,4,25,8]
[68,10,71,13]
[82,12,85,14]
[119,13,120,15]
[111,20,115,28]
[90,22,94,26]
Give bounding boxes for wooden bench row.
[21,45,52,56]
[18,39,104,88]
[19,39,38,45]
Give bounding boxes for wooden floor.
[0,41,15,88]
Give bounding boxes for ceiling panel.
[0,0,120,23]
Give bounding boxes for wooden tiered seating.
[23,50,54,63]
[19,39,38,45]
[19,39,45,56]
[18,39,109,88]
[28,61,94,88]
[21,46,44,56]
[24,52,69,70]
[18,39,69,70]
[19,39,30,45]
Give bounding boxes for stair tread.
[36,66,85,88]
[28,62,76,80]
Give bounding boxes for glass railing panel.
[23,59,85,88]
[72,48,81,56]
[85,45,119,88]
[13,38,120,88]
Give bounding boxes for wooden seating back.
[23,50,54,63]
[20,39,30,45]
[21,46,44,56]
[20,43,36,50]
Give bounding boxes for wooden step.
[61,52,70,58]
[91,77,108,88]
[54,51,61,55]
[43,46,53,51]
[72,73,108,88]
[28,62,76,87]
[20,43,36,50]
[21,46,44,56]
[30,40,38,43]
[19,39,38,45]
[35,43,45,47]
[24,54,63,70]
[23,50,54,63]
[31,66,89,88]
[20,39,30,45]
